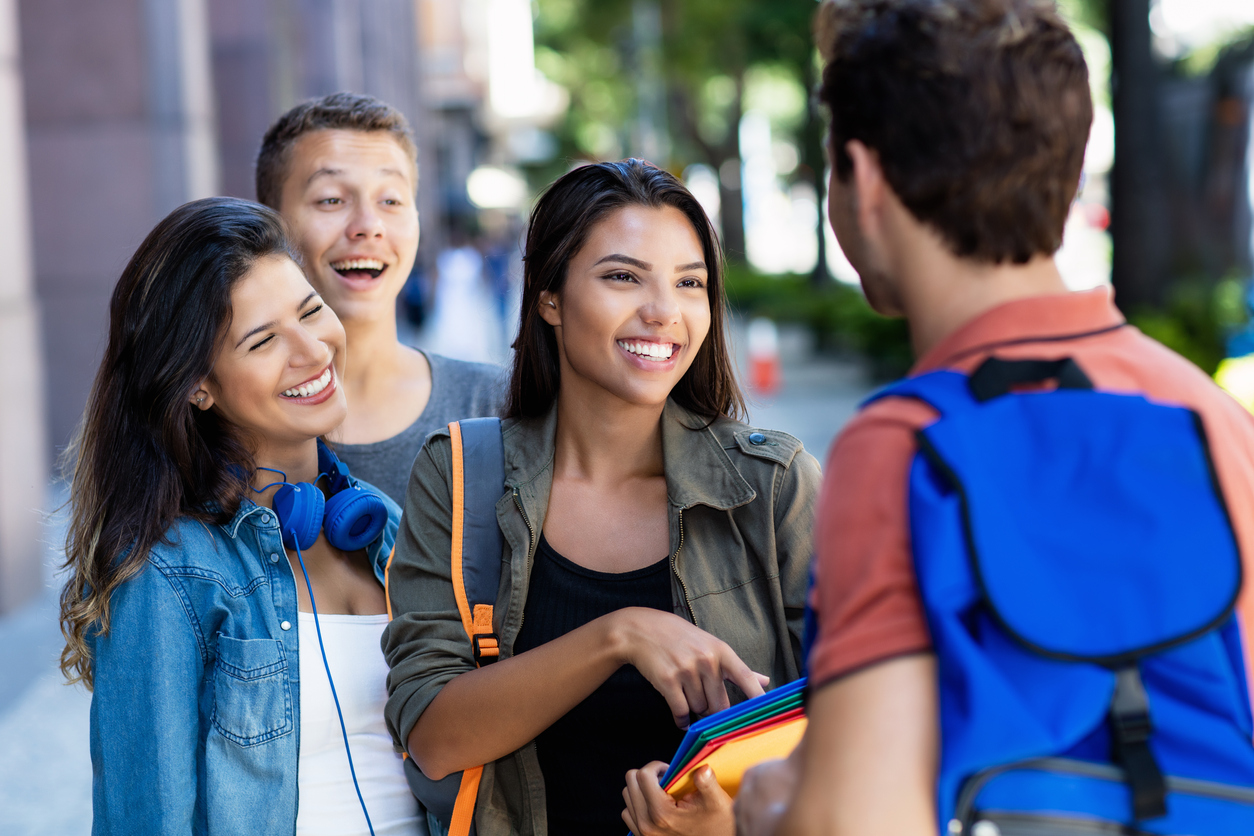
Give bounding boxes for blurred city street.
[0,308,874,836]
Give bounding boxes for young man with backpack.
[735,1,1254,834]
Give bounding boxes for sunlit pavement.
[0,317,875,835]
[0,493,92,836]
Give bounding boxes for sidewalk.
[0,321,874,835]
[0,499,92,836]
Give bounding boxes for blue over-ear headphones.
[253,439,385,836]
[261,440,387,552]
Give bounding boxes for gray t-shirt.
[332,351,505,506]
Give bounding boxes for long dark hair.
[507,159,745,421]
[60,197,300,688]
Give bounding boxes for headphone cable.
[291,537,377,836]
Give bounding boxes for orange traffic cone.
[747,317,781,396]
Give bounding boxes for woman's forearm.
[407,609,630,779]
[407,604,765,780]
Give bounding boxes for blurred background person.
[426,218,504,365]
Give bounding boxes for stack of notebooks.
[661,677,808,799]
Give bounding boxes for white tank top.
[296,612,422,836]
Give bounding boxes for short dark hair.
[61,197,299,688]
[508,159,745,422]
[815,0,1092,264]
[255,92,418,209]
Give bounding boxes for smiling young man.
[257,93,503,505]
[733,2,1254,835]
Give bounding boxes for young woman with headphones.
[382,160,822,836]
[60,197,422,835]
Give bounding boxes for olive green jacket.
[382,399,821,836]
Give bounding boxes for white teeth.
[282,367,333,399]
[617,340,674,360]
[330,258,385,272]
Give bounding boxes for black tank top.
[513,534,684,836]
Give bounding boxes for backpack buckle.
[472,632,500,666]
[1111,706,1152,744]
[1109,665,1167,821]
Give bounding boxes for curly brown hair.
[815,0,1092,264]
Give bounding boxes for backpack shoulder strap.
[859,369,976,416]
[445,418,506,836]
[859,357,1095,416]
[448,417,506,666]
[387,418,504,836]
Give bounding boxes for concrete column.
[0,0,48,613]
[20,0,219,455]
[209,0,285,198]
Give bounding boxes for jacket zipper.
[671,508,695,623]
[512,488,537,632]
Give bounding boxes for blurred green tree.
[534,0,821,266]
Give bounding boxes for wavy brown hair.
[60,197,299,688]
[507,159,745,421]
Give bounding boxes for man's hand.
[622,761,734,836]
[734,754,800,836]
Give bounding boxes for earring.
[196,396,205,404]
[547,301,556,308]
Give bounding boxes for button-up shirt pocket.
[211,634,294,746]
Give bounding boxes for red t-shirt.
[809,288,1254,688]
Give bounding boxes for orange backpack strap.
[388,418,505,836]
[448,419,506,665]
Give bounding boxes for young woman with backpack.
[382,160,821,836]
[60,197,422,835]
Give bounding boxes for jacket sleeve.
[382,432,478,753]
[773,447,823,672]
[90,559,204,835]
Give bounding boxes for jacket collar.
[660,400,756,511]
[221,497,273,539]
[502,399,755,512]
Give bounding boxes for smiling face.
[540,204,712,410]
[195,255,348,462]
[276,129,419,324]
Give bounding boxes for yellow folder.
[665,714,808,799]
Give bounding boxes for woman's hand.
[623,762,733,836]
[610,607,769,728]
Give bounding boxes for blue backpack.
[854,356,1254,835]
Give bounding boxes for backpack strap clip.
[1109,665,1167,821]
[471,603,500,666]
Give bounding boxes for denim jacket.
[89,483,401,836]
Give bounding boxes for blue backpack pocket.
[918,390,1240,665]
